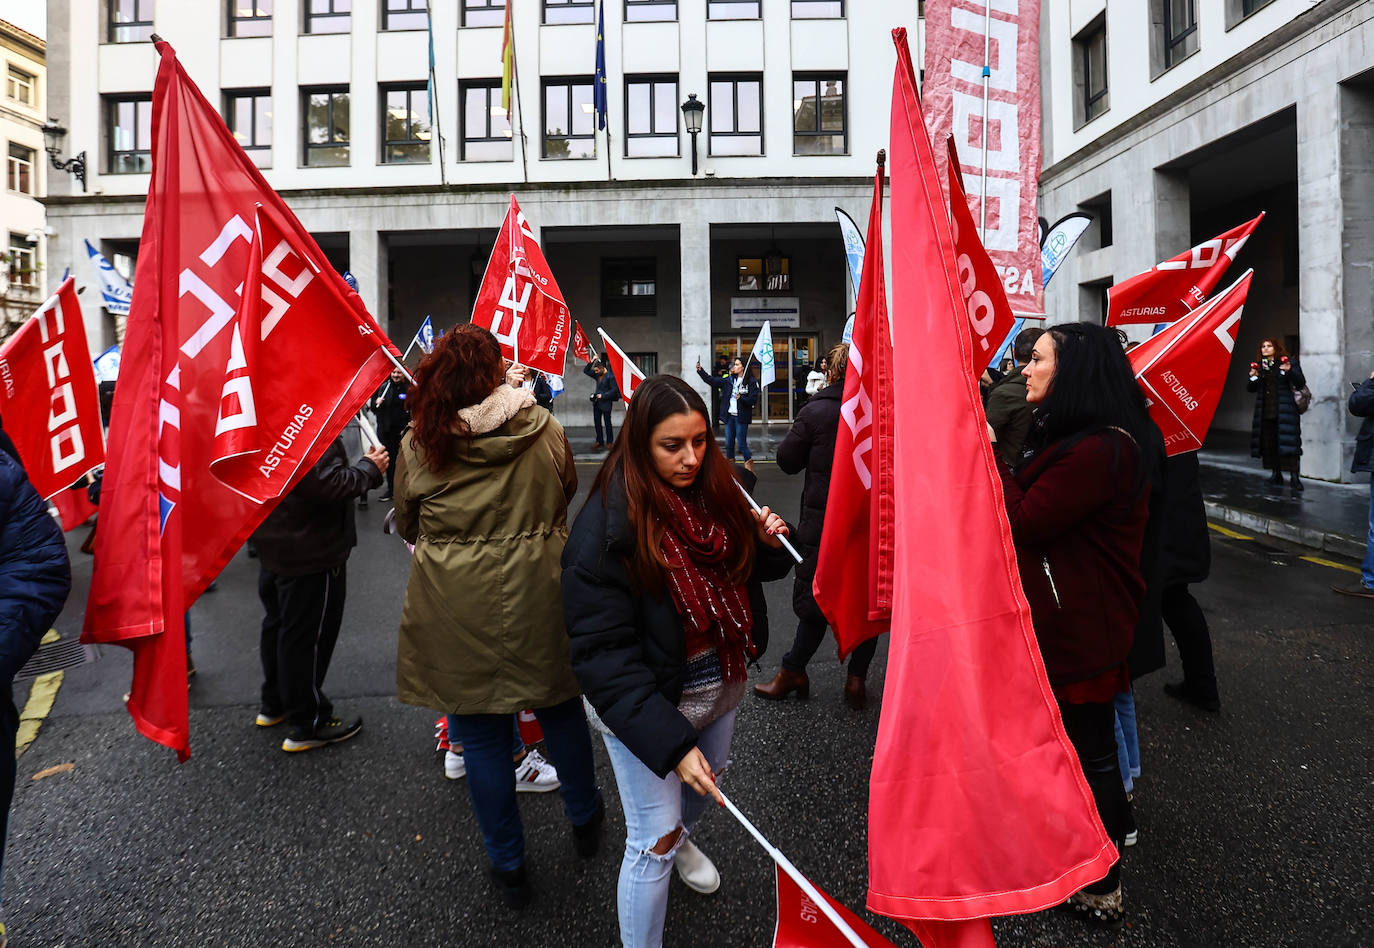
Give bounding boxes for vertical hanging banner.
[0,277,105,500]
[923,0,1043,315]
[470,195,573,378]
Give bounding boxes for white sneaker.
[513,748,560,793]
[444,750,466,780]
[674,838,721,894]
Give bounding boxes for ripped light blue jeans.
[600,708,737,948]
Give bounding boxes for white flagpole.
[734,481,803,565]
[979,0,992,240]
[718,791,873,948]
[355,410,383,450]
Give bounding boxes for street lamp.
[681,93,704,176]
[42,120,86,192]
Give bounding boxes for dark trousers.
[259,565,346,731]
[1058,700,1126,894]
[593,403,614,445]
[0,688,15,909]
[379,430,402,495]
[1161,583,1218,694]
[783,615,878,679]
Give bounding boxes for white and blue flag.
[415,315,436,354]
[93,344,121,383]
[84,240,133,316]
[1040,212,1093,288]
[835,208,865,299]
[750,320,776,388]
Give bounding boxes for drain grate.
[16,638,100,681]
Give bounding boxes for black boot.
[1289,470,1303,493]
[1268,468,1284,485]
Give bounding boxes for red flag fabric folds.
[1107,213,1262,326]
[595,327,645,403]
[1129,271,1252,456]
[572,320,595,363]
[0,277,104,500]
[471,195,572,377]
[868,29,1116,935]
[773,865,898,948]
[81,40,396,760]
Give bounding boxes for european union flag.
[593,0,608,132]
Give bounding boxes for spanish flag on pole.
[501,1,514,112]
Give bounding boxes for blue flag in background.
[415,315,436,354]
[84,239,133,316]
[593,1,608,131]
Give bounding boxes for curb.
[1204,500,1365,560]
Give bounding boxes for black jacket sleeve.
[775,410,813,475]
[1283,360,1306,391]
[0,454,72,680]
[295,444,382,502]
[1350,377,1374,417]
[696,367,728,392]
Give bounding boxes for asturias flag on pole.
[85,239,133,316]
[751,320,777,388]
[1107,212,1263,326]
[572,320,596,363]
[81,39,398,761]
[869,29,1118,945]
[596,327,645,403]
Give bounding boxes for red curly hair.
[407,324,505,466]
[1256,338,1289,361]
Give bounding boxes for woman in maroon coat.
[991,322,1155,927]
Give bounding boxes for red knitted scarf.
[658,488,754,683]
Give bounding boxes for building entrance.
[712,332,818,423]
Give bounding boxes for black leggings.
[1058,700,1126,894]
[1161,584,1217,690]
[782,615,878,678]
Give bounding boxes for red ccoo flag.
[813,155,894,656]
[81,40,397,760]
[1107,212,1262,326]
[572,320,596,363]
[595,327,645,403]
[868,30,1117,945]
[1129,270,1252,456]
[471,195,572,378]
[773,866,898,948]
[0,277,105,504]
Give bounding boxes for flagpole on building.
[979,0,992,240]
[425,0,447,186]
[512,30,529,184]
[719,792,873,948]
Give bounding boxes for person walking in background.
[396,325,602,909]
[371,365,410,502]
[695,356,760,471]
[986,327,1045,465]
[803,355,829,404]
[585,358,622,449]
[754,344,877,710]
[0,418,72,948]
[1332,370,1374,598]
[252,435,386,752]
[1160,452,1223,710]
[563,375,792,948]
[990,323,1154,926]
[1248,338,1306,496]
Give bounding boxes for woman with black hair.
[562,375,793,948]
[1247,337,1306,495]
[989,322,1156,927]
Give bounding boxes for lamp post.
[41,120,86,192]
[680,93,704,176]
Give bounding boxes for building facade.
[44,0,922,426]
[1,18,47,337]
[1039,0,1374,482]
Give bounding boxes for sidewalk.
[562,422,792,462]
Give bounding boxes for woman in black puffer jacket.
[1247,337,1305,495]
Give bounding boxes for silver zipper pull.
[1041,555,1062,608]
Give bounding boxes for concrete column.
[1338,81,1374,478]
[1152,168,1190,263]
[349,228,388,332]
[680,218,711,399]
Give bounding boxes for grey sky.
[0,1,44,39]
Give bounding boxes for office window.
[709,74,762,156]
[305,0,351,34]
[7,234,36,289]
[708,0,759,18]
[303,88,350,166]
[382,85,432,163]
[463,0,505,26]
[603,258,657,317]
[626,0,675,22]
[461,81,513,161]
[382,0,427,30]
[1076,17,1108,125]
[107,95,153,173]
[625,76,678,157]
[1162,0,1198,69]
[109,0,154,42]
[6,68,34,106]
[1242,0,1276,14]
[226,90,272,167]
[792,74,845,155]
[543,78,595,159]
[228,0,272,36]
[738,256,790,292]
[7,144,34,194]
[791,0,842,16]
[628,352,658,375]
[545,0,595,23]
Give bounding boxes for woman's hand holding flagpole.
[734,482,803,564]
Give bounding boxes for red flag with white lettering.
[471,195,572,377]
[572,320,596,363]
[81,40,397,760]
[1129,270,1252,456]
[1107,213,1262,326]
[813,158,892,656]
[945,139,1017,380]
[0,277,105,501]
[773,865,898,948]
[596,327,645,403]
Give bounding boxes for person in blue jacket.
[1333,370,1374,598]
[0,419,73,948]
[584,359,621,449]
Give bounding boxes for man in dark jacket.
[1332,371,1374,598]
[0,423,72,942]
[584,359,621,448]
[1159,452,1221,711]
[985,326,1043,465]
[252,436,386,751]
[370,367,410,501]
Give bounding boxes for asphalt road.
[9,462,1372,947]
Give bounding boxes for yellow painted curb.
[15,629,64,758]
[1299,555,1362,575]
[1207,523,1254,540]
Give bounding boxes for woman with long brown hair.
[562,375,792,948]
[394,324,603,909]
[1247,337,1306,495]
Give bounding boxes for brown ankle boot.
[843,674,867,710]
[754,667,809,701]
